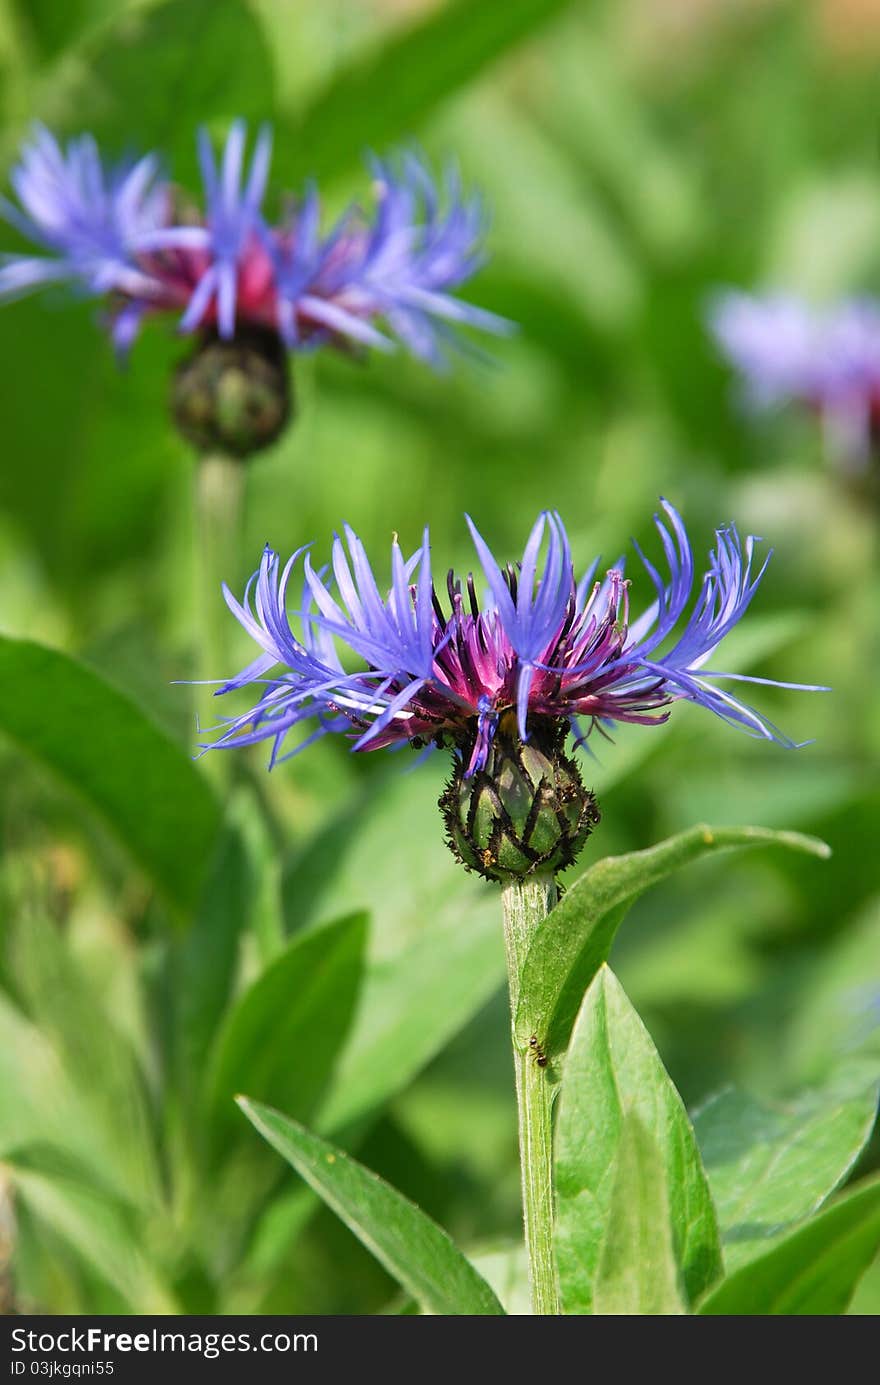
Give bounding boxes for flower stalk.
[194,452,245,783]
[501,872,560,1316]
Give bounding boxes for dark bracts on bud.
[440,721,600,883]
[172,327,292,458]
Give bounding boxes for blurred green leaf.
[10,911,161,1207]
[669,757,860,836]
[0,305,179,593]
[516,824,830,1062]
[524,20,703,263]
[0,994,147,1203]
[172,817,251,1086]
[555,966,722,1314]
[32,0,275,175]
[446,90,640,330]
[282,762,487,948]
[592,1113,687,1316]
[9,0,124,63]
[848,1250,880,1315]
[232,1183,315,1291]
[236,789,286,965]
[315,911,503,1135]
[694,1070,879,1271]
[279,0,578,184]
[202,913,367,1149]
[785,898,880,1083]
[237,1098,505,1315]
[698,1177,880,1315]
[0,636,220,913]
[11,1164,175,1313]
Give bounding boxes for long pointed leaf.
[516,824,830,1062]
[555,966,722,1313]
[280,0,579,184]
[202,913,367,1152]
[237,1098,505,1316]
[694,1069,879,1271]
[698,1177,880,1315]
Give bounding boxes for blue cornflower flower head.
[1,120,509,364]
[202,501,825,880]
[2,122,510,453]
[708,288,880,472]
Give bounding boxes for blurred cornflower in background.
[0,120,507,363]
[709,289,880,473]
[0,121,509,455]
[203,501,823,879]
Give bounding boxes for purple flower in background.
[203,500,822,773]
[709,289,880,471]
[0,121,511,366]
[0,125,166,305]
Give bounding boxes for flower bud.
[172,328,291,458]
[440,724,600,882]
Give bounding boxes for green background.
[0,0,877,1313]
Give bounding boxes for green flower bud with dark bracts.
[440,716,600,882]
[172,328,291,459]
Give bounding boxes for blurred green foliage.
[0,0,878,1313]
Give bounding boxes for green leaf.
[554,966,722,1313]
[9,0,122,62]
[237,1098,505,1316]
[11,1164,176,1314]
[592,1114,687,1316]
[0,305,178,598]
[201,913,367,1151]
[694,1070,880,1271]
[172,817,252,1086]
[784,898,880,1084]
[0,636,220,914]
[698,1177,880,1315]
[516,824,830,1061]
[10,911,161,1208]
[33,0,275,179]
[315,912,503,1134]
[0,994,150,1206]
[238,794,287,965]
[279,0,578,184]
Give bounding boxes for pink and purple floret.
[206,501,822,774]
[0,121,510,365]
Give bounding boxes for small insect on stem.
[528,1034,548,1068]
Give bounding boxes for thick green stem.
[501,873,560,1316]
[194,452,245,786]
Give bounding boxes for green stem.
[501,873,560,1316]
[194,452,245,786]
